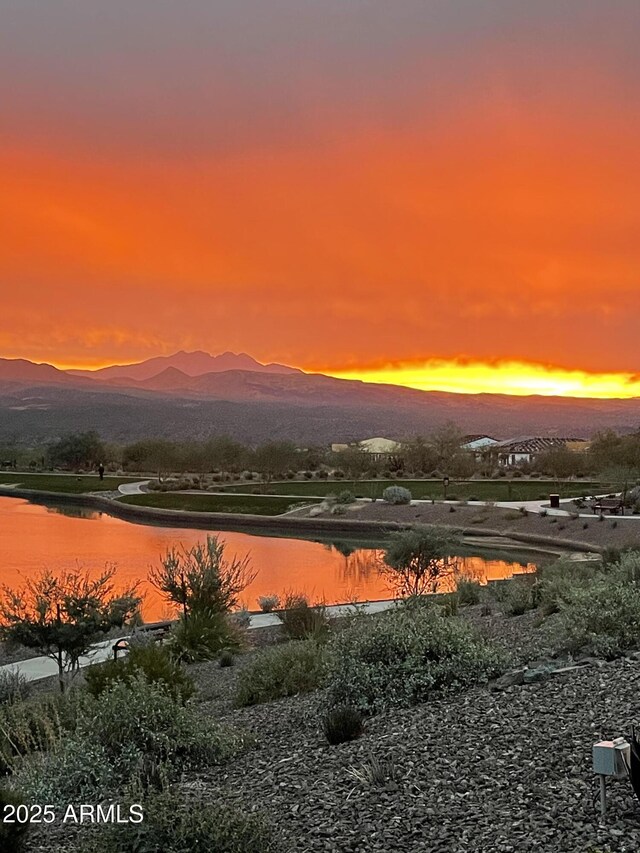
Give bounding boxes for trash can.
[549,494,560,509]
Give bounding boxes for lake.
[0,497,538,620]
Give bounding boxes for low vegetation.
[327,604,506,713]
[84,643,195,703]
[235,640,326,707]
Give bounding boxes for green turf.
[0,472,140,493]
[219,478,615,501]
[118,492,323,515]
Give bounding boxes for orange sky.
[1,2,639,397]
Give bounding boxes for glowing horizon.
[26,351,640,400]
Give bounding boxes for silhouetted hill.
[68,350,301,381]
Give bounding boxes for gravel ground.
[193,654,640,853]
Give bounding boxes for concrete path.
[117,480,151,495]
[0,599,397,684]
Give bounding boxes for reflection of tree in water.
[45,505,101,521]
[335,548,383,589]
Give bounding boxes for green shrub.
[219,649,235,667]
[456,578,482,605]
[0,690,85,775]
[235,640,326,707]
[14,677,243,803]
[0,669,29,706]
[327,606,505,713]
[85,790,280,853]
[382,486,412,505]
[84,643,195,703]
[502,578,537,616]
[169,610,242,663]
[336,490,356,504]
[279,593,330,640]
[535,558,600,616]
[257,594,280,613]
[0,786,30,852]
[323,705,364,745]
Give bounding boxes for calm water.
[0,497,537,620]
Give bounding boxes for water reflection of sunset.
[0,499,536,620]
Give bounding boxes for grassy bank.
[118,492,323,515]
[0,472,139,493]
[220,478,615,501]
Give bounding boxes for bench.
[112,620,174,660]
[590,497,625,516]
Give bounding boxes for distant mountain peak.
[66,350,302,382]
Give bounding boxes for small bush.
[84,643,195,703]
[219,649,235,667]
[502,578,537,616]
[279,593,330,640]
[257,594,280,613]
[327,606,505,713]
[85,790,280,853]
[235,640,326,707]
[538,509,548,517]
[323,705,364,745]
[169,610,242,663]
[0,669,29,706]
[456,578,482,606]
[0,786,30,852]
[15,677,243,803]
[382,486,412,505]
[336,490,356,504]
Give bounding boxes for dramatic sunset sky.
[1,1,639,397]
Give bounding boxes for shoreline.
[0,485,604,554]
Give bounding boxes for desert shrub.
[84,643,195,703]
[84,790,279,853]
[382,486,412,505]
[557,552,640,658]
[0,690,85,775]
[323,705,364,745]
[327,606,505,713]
[331,504,347,515]
[279,593,330,640]
[456,578,482,606]
[235,640,326,707]
[0,786,30,852]
[336,490,356,504]
[169,610,242,663]
[0,669,29,706]
[502,577,537,616]
[535,557,600,616]
[538,508,548,517]
[257,594,280,613]
[14,677,243,803]
[219,649,235,667]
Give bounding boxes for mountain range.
[0,351,639,445]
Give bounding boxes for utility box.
[549,494,560,509]
[593,738,630,779]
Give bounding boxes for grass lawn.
[118,492,323,515]
[0,472,140,493]
[219,478,617,501]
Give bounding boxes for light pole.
[443,476,450,501]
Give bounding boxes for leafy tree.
[46,431,105,470]
[428,423,476,477]
[122,438,181,480]
[381,525,461,597]
[0,569,141,693]
[149,534,256,619]
[403,437,439,475]
[253,441,298,483]
[203,436,249,473]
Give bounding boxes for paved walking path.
[117,480,150,495]
[0,600,397,684]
